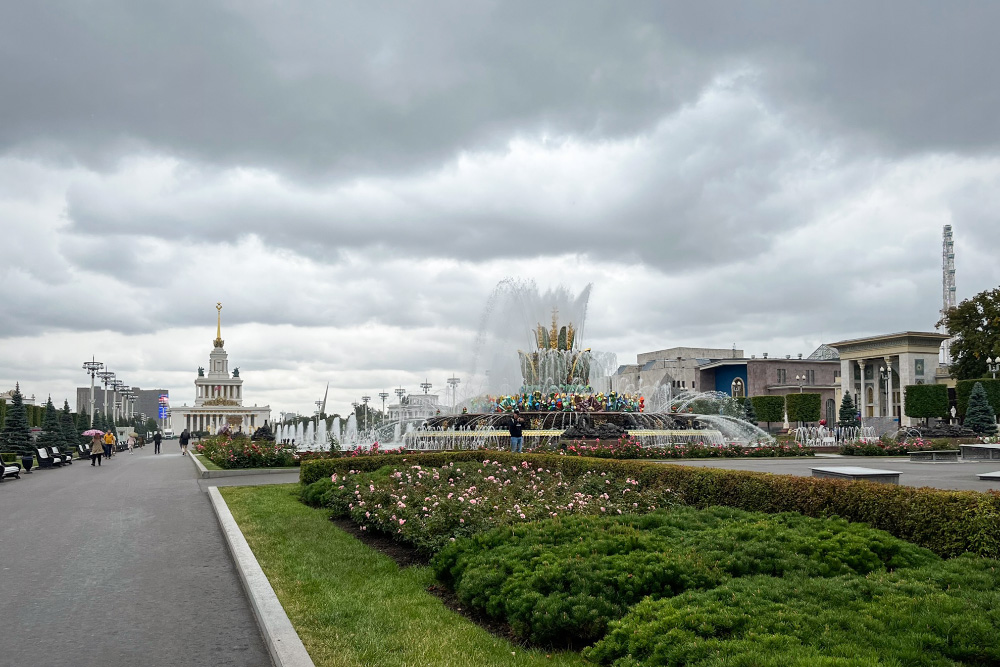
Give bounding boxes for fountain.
[401,281,772,451]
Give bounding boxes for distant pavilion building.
[828,331,950,427]
[171,304,270,434]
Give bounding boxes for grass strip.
[221,484,586,667]
[195,453,223,470]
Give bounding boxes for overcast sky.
[2,1,1000,419]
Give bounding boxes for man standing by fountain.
[508,409,526,453]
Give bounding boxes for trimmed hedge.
[301,453,1000,558]
[432,508,937,647]
[586,555,1000,666]
[956,377,1000,417]
[749,395,784,424]
[785,392,821,423]
[903,383,949,419]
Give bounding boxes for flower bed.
[432,507,936,647]
[840,436,956,456]
[553,435,811,459]
[305,459,675,555]
[196,434,295,469]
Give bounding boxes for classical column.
[857,360,867,418]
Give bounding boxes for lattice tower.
[940,225,956,365]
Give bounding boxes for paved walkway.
[655,456,1000,491]
[0,447,280,667]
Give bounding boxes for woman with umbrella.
[82,429,104,466]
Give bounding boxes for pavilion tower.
[940,225,956,365]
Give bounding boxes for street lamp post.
[794,374,806,428]
[96,370,115,425]
[879,366,890,417]
[420,379,432,394]
[82,357,104,427]
[112,380,125,422]
[361,395,371,435]
[378,391,389,420]
[987,357,999,379]
[394,387,406,422]
[447,375,461,413]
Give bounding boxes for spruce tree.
[964,382,997,435]
[76,408,90,432]
[0,384,33,455]
[37,397,68,451]
[838,392,860,428]
[743,396,757,423]
[61,400,79,449]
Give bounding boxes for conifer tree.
[37,397,68,451]
[838,392,860,427]
[743,396,757,423]
[60,400,79,449]
[76,408,90,432]
[0,384,32,455]
[964,382,997,434]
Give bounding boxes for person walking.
[153,431,162,454]
[508,409,526,453]
[179,428,190,456]
[101,431,114,463]
[90,434,104,466]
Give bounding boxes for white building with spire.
[171,303,271,435]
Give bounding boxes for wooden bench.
[908,450,960,462]
[0,459,19,481]
[35,447,66,468]
[960,444,1000,461]
[51,446,73,464]
[811,466,901,484]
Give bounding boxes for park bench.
[78,443,92,459]
[908,450,959,462]
[960,444,1000,461]
[35,447,64,468]
[0,456,19,481]
[50,446,73,464]
[811,466,901,484]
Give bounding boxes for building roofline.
[828,331,950,348]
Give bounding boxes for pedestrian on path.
[102,431,114,461]
[508,409,526,453]
[153,431,162,454]
[179,428,190,455]
[90,434,103,465]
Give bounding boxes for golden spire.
[214,302,225,348]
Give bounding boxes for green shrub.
[904,383,950,420]
[749,395,785,427]
[432,508,937,647]
[956,377,1000,416]
[586,554,1000,666]
[301,453,1000,558]
[785,392,821,423]
[965,382,998,434]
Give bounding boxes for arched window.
[731,377,745,398]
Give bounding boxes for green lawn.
[221,485,587,667]
[194,453,223,470]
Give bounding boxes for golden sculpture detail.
[533,309,576,351]
[520,309,592,389]
[204,397,238,406]
[214,302,225,349]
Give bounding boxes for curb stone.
[190,451,298,478]
[208,487,315,667]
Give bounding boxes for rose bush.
[196,433,295,469]
[550,435,811,459]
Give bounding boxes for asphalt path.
[0,446,273,667]
[655,455,1000,491]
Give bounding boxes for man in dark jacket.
[153,431,162,454]
[508,409,526,453]
[179,429,191,456]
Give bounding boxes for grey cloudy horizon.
[1,1,999,417]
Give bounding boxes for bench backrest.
[36,448,50,459]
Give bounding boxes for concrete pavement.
[0,447,275,667]
[655,455,1000,492]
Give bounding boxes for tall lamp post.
[97,370,115,425]
[361,395,371,434]
[447,375,461,413]
[794,374,806,428]
[82,357,104,426]
[394,387,406,422]
[879,366,891,417]
[379,391,389,420]
[420,379,432,394]
[120,389,133,424]
[112,380,125,423]
[987,356,999,379]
